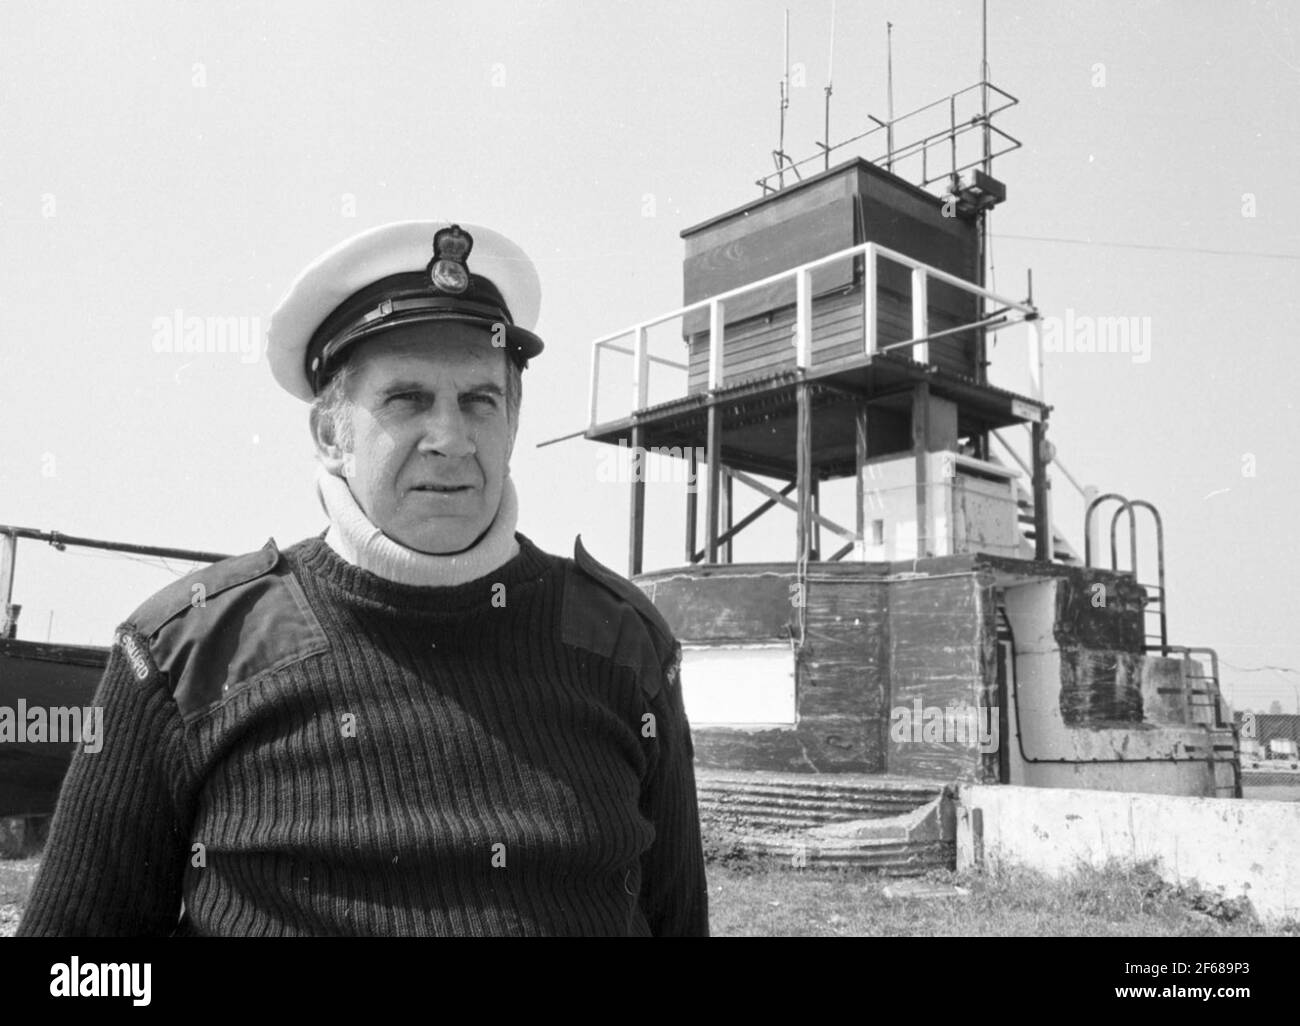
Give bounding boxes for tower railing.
[755,80,1021,196]
[587,238,1043,431]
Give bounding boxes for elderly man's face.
[320,322,512,554]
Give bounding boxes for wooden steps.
[696,769,947,828]
[1013,478,1082,564]
[695,769,957,873]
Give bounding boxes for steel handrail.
[591,239,1036,348]
[588,237,1043,427]
[754,80,1020,193]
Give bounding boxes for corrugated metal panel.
[696,769,957,874]
[695,770,947,827]
[739,837,955,874]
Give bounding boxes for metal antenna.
[886,21,895,171]
[978,2,994,301]
[982,0,991,175]
[977,1,993,385]
[821,0,836,171]
[778,9,791,189]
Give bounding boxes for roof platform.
[584,350,1047,481]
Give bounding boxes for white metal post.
[631,324,649,411]
[708,300,725,391]
[0,533,15,610]
[863,243,878,356]
[1083,483,1099,566]
[0,533,16,639]
[911,267,929,364]
[587,342,601,428]
[795,267,813,368]
[1027,318,1044,401]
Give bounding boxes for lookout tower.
[588,83,1057,575]
[580,76,1237,806]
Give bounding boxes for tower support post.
[855,400,868,552]
[796,382,813,562]
[720,470,733,563]
[685,444,699,563]
[1031,419,1051,562]
[628,425,646,576]
[912,382,931,558]
[705,403,722,563]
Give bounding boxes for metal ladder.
[1163,644,1242,799]
[1083,493,1167,655]
[1083,498,1239,798]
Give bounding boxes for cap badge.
[427,224,473,294]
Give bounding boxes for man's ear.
[310,405,351,477]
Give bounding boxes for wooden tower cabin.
[582,78,1240,860]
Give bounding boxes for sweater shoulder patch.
[128,539,280,637]
[126,538,329,722]
[562,536,676,699]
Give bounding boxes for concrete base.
[958,784,1300,925]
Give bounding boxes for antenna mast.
[982,0,991,174]
[977,0,992,423]
[778,9,791,189]
[979,1,992,291]
[821,0,836,171]
[886,21,895,171]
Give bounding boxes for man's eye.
[463,393,499,409]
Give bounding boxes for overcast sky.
[1,0,1297,712]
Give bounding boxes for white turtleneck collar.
[315,467,521,587]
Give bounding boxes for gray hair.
[313,351,523,458]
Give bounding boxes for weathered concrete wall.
[644,564,990,776]
[957,784,1300,924]
[800,569,890,773]
[886,574,992,782]
[640,557,1233,796]
[1002,578,1234,795]
[644,566,891,773]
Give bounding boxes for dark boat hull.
[0,639,107,817]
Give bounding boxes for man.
[19,221,708,937]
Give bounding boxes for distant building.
[1235,712,1299,768]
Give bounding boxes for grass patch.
[0,857,39,938]
[0,858,39,907]
[2,846,1292,937]
[705,855,1286,937]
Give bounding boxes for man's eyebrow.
[375,380,504,397]
[375,380,427,397]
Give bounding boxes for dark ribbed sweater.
[18,534,709,937]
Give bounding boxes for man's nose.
[416,401,475,459]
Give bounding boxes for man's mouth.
[411,484,475,493]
